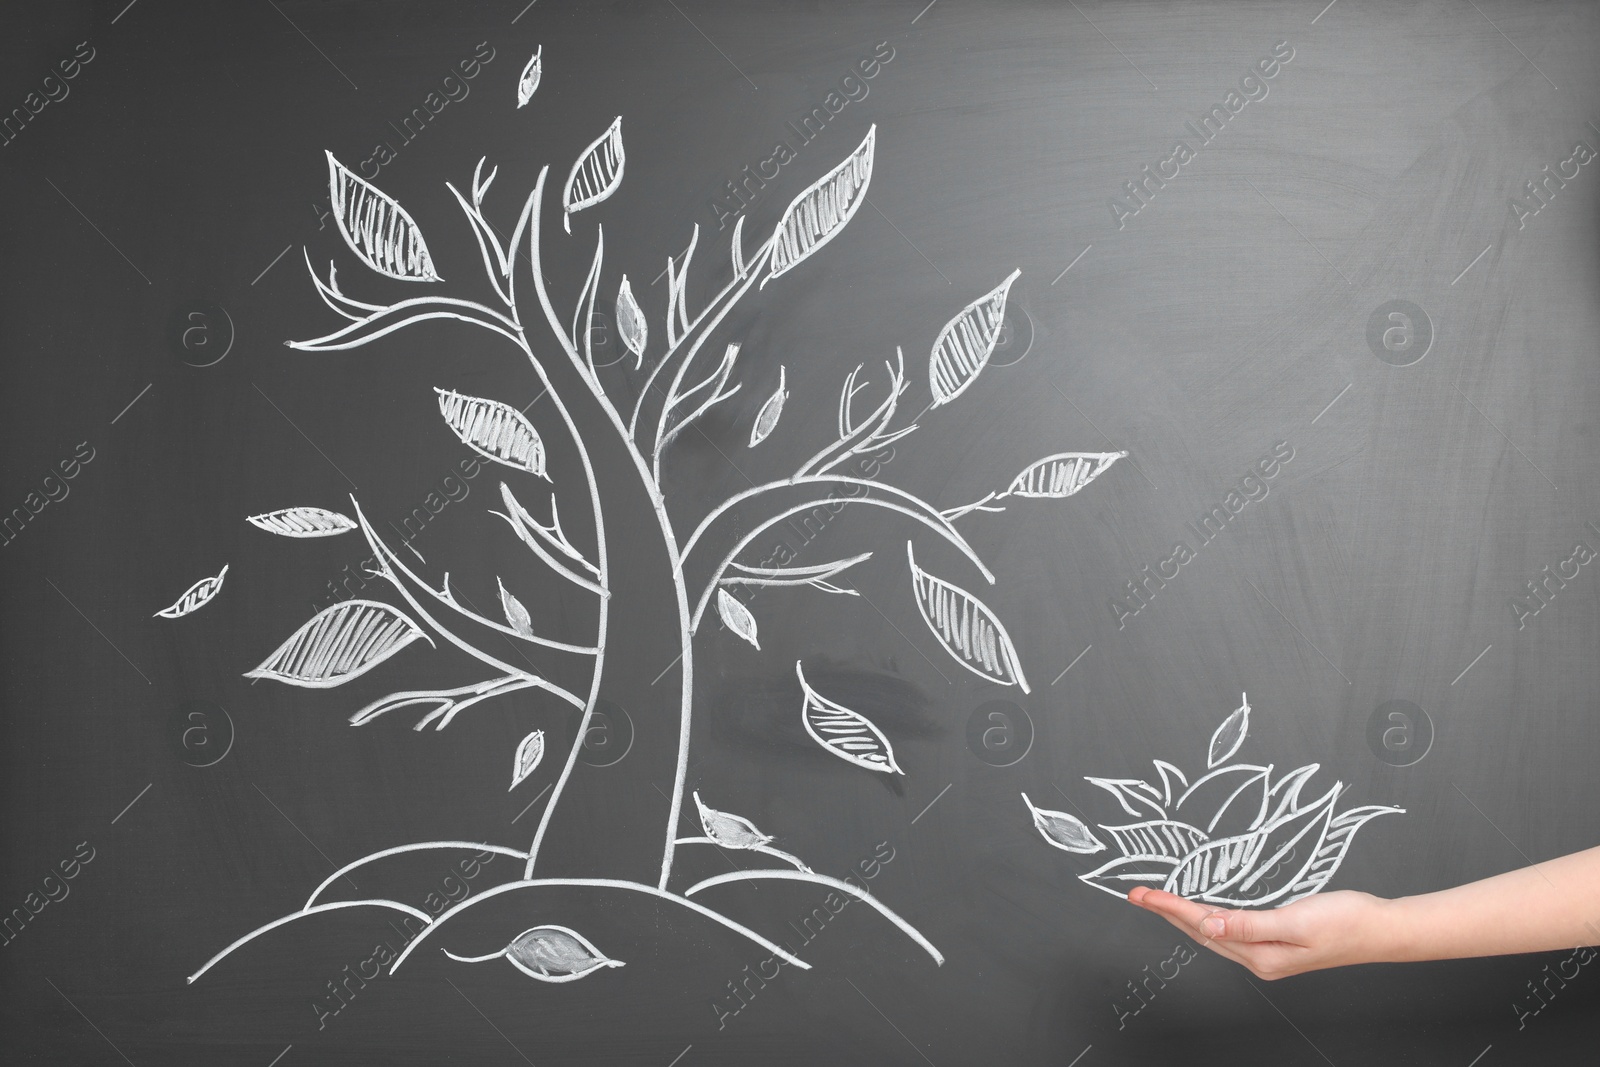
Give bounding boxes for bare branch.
[628,232,774,445]
[446,177,512,308]
[796,348,918,478]
[287,295,522,351]
[490,482,607,597]
[347,675,538,729]
[655,343,742,478]
[304,251,384,322]
[722,552,872,596]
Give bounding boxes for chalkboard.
[5,1,1600,1064]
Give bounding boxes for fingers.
[1127,888,1314,979]
[1129,887,1213,927]
[1134,897,1261,969]
[1129,888,1295,946]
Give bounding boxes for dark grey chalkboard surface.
[4,1,1599,1064]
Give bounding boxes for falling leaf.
[715,589,760,649]
[1021,793,1105,853]
[1208,692,1251,768]
[246,507,357,538]
[615,274,647,366]
[510,729,545,790]
[748,366,787,448]
[796,661,902,774]
[446,925,625,983]
[1079,854,1180,899]
[694,791,774,849]
[766,125,875,284]
[498,577,533,637]
[516,46,542,107]
[154,564,229,619]
[928,268,1020,407]
[326,151,441,282]
[1006,451,1126,499]
[1166,784,1340,906]
[1174,764,1270,835]
[245,600,432,688]
[906,542,1029,691]
[1101,819,1210,861]
[435,387,548,478]
[1084,777,1166,820]
[563,116,625,233]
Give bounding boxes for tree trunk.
[520,345,692,887]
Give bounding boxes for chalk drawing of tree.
[189,58,1126,987]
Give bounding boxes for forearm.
[1381,845,1600,962]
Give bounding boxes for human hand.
[1127,886,1398,979]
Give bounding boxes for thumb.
[1201,908,1287,944]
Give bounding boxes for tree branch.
[795,349,918,478]
[654,342,742,481]
[288,293,522,352]
[681,475,994,632]
[346,676,531,729]
[446,174,513,308]
[721,552,871,596]
[350,498,588,709]
[490,481,607,597]
[628,235,774,449]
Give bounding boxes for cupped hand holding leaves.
[1127,886,1398,980]
[1129,842,1600,978]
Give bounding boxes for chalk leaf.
[1022,793,1105,853]
[245,600,432,688]
[716,589,760,649]
[1209,693,1251,768]
[1101,819,1210,861]
[326,151,441,282]
[498,577,534,637]
[928,269,1020,407]
[1084,776,1166,820]
[154,564,229,619]
[1079,854,1180,900]
[796,661,902,774]
[615,274,647,365]
[510,729,545,790]
[563,116,625,232]
[505,925,625,982]
[1174,764,1271,835]
[516,46,542,107]
[1277,803,1404,904]
[694,791,774,849]
[748,366,788,448]
[1006,451,1126,499]
[1167,785,1341,907]
[436,387,548,478]
[766,125,875,284]
[1152,759,1188,809]
[906,542,1028,691]
[247,507,357,538]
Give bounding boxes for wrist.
[1371,894,1427,963]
